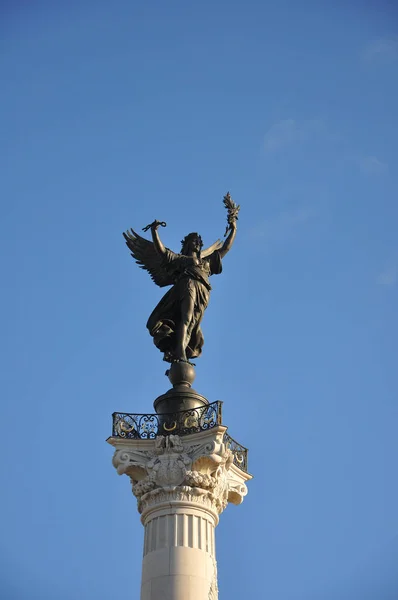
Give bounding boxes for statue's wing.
[201,239,223,258]
[123,229,176,287]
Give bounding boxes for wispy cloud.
[250,206,316,243]
[264,118,326,153]
[363,38,398,63]
[265,119,387,179]
[355,155,388,176]
[377,265,397,286]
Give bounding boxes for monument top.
[123,193,240,367]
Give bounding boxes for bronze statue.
[123,193,239,364]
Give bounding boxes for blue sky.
[1,1,397,598]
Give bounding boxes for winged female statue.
[123,193,240,364]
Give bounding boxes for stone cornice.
[110,427,251,523]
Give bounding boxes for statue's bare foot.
[173,349,187,362]
[173,357,195,367]
[175,355,187,363]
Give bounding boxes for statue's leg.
[175,293,195,362]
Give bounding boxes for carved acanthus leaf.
[112,433,249,515]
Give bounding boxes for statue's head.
[181,232,203,256]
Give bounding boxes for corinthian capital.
[109,426,251,520]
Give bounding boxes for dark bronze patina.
[123,193,239,366]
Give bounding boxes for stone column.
[108,426,251,600]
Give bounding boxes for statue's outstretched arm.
[150,221,167,257]
[218,192,239,258]
[219,221,237,258]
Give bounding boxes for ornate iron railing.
[111,401,249,473]
[224,433,249,473]
[112,401,223,440]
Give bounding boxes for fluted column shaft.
[141,506,217,600]
[109,426,251,600]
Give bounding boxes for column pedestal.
[108,427,251,600]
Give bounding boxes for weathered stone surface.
[108,426,251,600]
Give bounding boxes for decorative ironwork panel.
[112,401,223,440]
[224,433,248,473]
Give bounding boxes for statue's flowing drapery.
[147,250,222,360]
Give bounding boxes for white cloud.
[264,118,325,153]
[377,265,397,286]
[363,38,398,62]
[265,120,387,179]
[356,156,388,175]
[250,206,316,243]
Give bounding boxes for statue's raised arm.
[141,219,168,257]
[123,193,240,364]
[218,192,239,258]
[122,222,175,288]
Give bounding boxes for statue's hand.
[152,220,166,231]
[142,220,167,232]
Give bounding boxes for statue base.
[108,426,251,600]
[154,361,209,414]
